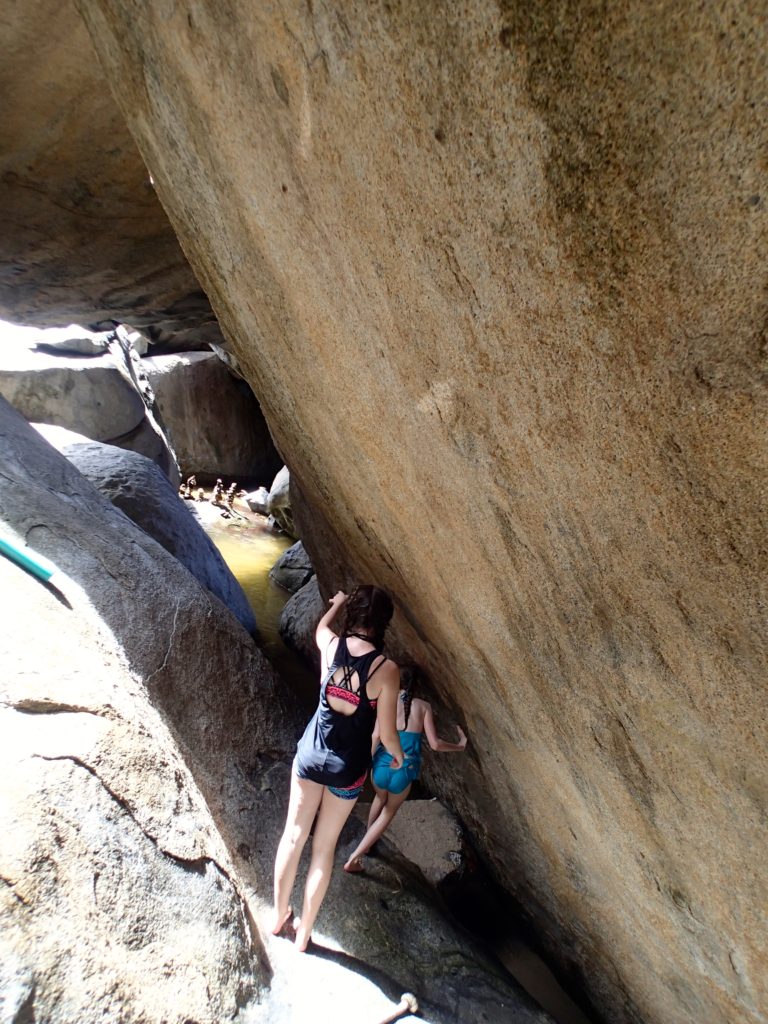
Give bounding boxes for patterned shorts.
[328,772,367,800]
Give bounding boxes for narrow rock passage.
[210,526,591,1024]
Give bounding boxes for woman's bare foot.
[294,920,312,952]
[269,905,293,936]
[343,856,364,874]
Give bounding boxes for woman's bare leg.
[294,788,358,950]
[367,784,389,829]
[271,772,323,934]
[343,784,411,872]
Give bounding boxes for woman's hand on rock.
[329,590,348,607]
[456,726,468,749]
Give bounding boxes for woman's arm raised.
[315,590,348,653]
[423,703,468,752]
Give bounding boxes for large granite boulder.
[279,576,324,674]
[0,332,179,483]
[0,395,301,1022]
[0,1,222,344]
[269,540,314,594]
[266,466,296,537]
[141,351,282,481]
[32,324,110,356]
[12,3,768,1022]
[34,424,257,635]
[1,393,552,1024]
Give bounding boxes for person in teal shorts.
[343,666,468,873]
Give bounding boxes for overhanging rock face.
[54,3,768,1023]
[0,0,220,343]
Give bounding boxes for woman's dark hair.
[340,584,394,648]
[399,664,420,730]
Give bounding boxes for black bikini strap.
[366,654,387,683]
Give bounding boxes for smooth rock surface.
[0,338,179,483]
[246,487,270,515]
[232,758,553,1024]
[269,540,314,594]
[355,799,464,888]
[279,576,324,674]
[0,347,145,439]
[267,466,296,538]
[0,396,301,1022]
[22,3,768,1023]
[142,351,282,481]
[34,424,257,634]
[32,324,110,355]
[0,1,223,343]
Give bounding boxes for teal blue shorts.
[371,731,422,794]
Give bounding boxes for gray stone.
[267,465,296,538]
[116,323,150,356]
[235,759,553,1024]
[32,324,110,356]
[33,423,256,635]
[269,540,314,594]
[245,486,269,514]
[0,338,179,485]
[0,394,301,1024]
[278,575,324,674]
[141,351,281,481]
[0,347,145,439]
[356,799,464,887]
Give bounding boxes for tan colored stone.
[16,2,768,1022]
[0,0,220,341]
[357,799,463,887]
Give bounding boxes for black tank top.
[295,636,383,787]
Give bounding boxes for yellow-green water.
[206,519,317,709]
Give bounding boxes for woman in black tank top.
[271,584,404,951]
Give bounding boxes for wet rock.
[34,424,257,634]
[269,540,314,594]
[0,395,302,1023]
[267,465,296,538]
[141,351,281,481]
[279,575,324,673]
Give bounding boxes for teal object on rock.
[0,533,59,582]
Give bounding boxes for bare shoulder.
[369,656,399,695]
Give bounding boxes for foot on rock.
[294,921,312,952]
[270,906,293,936]
[344,857,365,874]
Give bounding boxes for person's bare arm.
[423,703,468,752]
[370,718,381,756]
[373,662,404,768]
[315,590,347,653]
